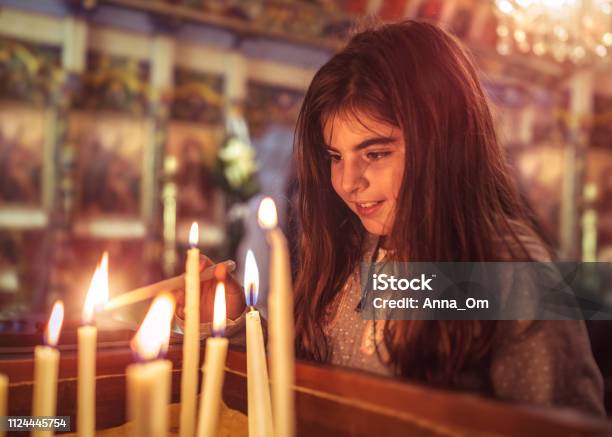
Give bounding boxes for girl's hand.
[175,255,246,322]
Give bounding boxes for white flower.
[219,137,257,190]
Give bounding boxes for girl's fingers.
[176,289,185,304]
[226,275,245,295]
[175,289,184,309]
[199,254,214,272]
[175,289,186,319]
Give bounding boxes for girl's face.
[323,112,405,235]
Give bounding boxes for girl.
[177,20,605,416]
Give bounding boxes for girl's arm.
[489,231,605,416]
[489,319,605,416]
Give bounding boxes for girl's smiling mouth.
[355,200,384,216]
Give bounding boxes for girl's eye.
[327,152,342,162]
[366,151,391,160]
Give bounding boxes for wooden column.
[147,33,175,278]
[560,71,594,260]
[225,51,248,102]
[223,51,249,147]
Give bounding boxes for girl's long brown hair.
[293,20,543,385]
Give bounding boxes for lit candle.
[196,281,228,437]
[258,197,295,437]
[78,253,109,437]
[0,373,7,437]
[244,249,274,437]
[127,293,175,437]
[33,300,64,437]
[180,222,200,437]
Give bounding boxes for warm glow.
[212,282,226,336]
[45,300,64,347]
[82,252,109,324]
[131,293,175,361]
[243,249,259,307]
[497,0,513,14]
[257,197,278,230]
[189,222,199,247]
[596,44,608,57]
[494,0,611,64]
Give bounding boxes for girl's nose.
[341,160,367,194]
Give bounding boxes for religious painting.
[0,101,52,231]
[168,68,226,247]
[68,110,147,225]
[0,36,62,105]
[0,102,46,207]
[166,121,225,247]
[73,51,149,115]
[0,229,48,316]
[171,68,224,125]
[245,81,304,143]
[244,81,302,212]
[0,36,59,217]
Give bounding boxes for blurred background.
[0,0,610,322]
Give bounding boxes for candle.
[258,197,295,437]
[244,249,274,437]
[0,373,7,437]
[103,260,235,311]
[78,253,109,437]
[127,293,175,437]
[33,300,64,437]
[180,222,201,437]
[196,282,228,437]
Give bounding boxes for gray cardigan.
[323,233,605,417]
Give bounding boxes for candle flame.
[257,197,278,229]
[244,249,259,306]
[189,222,199,247]
[212,282,226,336]
[82,252,109,324]
[45,300,64,347]
[131,293,175,361]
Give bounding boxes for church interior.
[0,0,611,435]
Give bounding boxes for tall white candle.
[78,252,109,437]
[180,222,201,437]
[0,373,8,437]
[151,360,172,436]
[196,282,228,437]
[127,293,175,437]
[258,197,295,437]
[33,301,64,437]
[77,326,95,437]
[244,250,274,437]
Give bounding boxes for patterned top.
[321,232,606,417]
